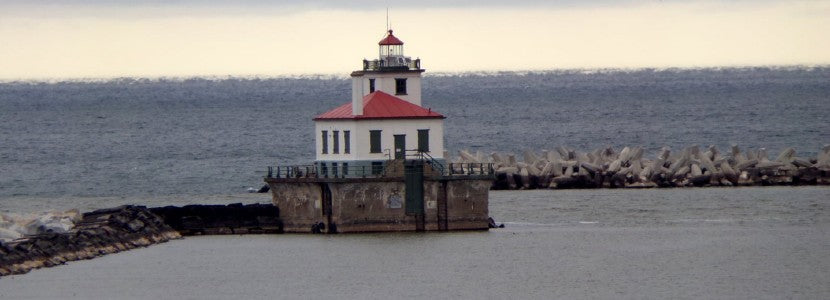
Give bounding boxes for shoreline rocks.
[0,205,181,277]
[450,144,830,190]
[0,203,283,277]
[1,210,81,243]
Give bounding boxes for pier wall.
[329,181,422,232]
[268,182,326,233]
[445,180,491,230]
[266,177,491,233]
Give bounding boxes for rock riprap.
[0,205,180,276]
[1,203,282,277]
[449,144,830,189]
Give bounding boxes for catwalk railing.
[266,161,494,179]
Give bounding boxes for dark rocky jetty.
[149,203,282,235]
[451,144,830,190]
[0,205,180,277]
[1,203,282,277]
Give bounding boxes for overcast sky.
[1,0,828,79]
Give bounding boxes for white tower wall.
[351,72,422,106]
[351,77,364,115]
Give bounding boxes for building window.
[342,162,349,176]
[332,162,339,177]
[370,130,382,153]
[320,163,328,177]
[371,161,384,175]
[333,130,339,154]
[369,79,375,93]
[418,129,429,152]
[344,131,350,154]
[395,78,407,95]
[321,130,328,154]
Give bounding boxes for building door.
[404,160,425,231]
[394,134,406,159]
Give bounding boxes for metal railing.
[363,58,421,71]
[267,165,315,178]
[447,163,495,176]
[266,157,494,180]
[405,150,445,175]
[267,164,385,179]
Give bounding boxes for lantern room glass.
[380,44,403,57]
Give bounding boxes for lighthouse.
[265,29,492,233]
[313,29,445,177]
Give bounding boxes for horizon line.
[1,64,828,84]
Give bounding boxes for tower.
[351,29,424,114]
[313,29,444,177]
[266,29,493,234]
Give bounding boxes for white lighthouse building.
[313,30,445,176]
[266,29,493,233]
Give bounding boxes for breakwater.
[149,203,282,235]
[0,205,180,276]
[1,203,281,277]
[450,145,830,189]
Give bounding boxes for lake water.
[1,187,829,299]
[1,68,829,298]
[1,67,828,199]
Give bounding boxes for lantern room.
[379,29,404,57]
[364,30,420,71]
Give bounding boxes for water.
[1,67,829,298]
[1,187,828,299]
[1,67,828,199]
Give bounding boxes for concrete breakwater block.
[0,205,181,277]
[453,145,830,190]
[149,203,282,235]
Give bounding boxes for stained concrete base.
[266,177,492,233]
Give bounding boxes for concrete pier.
[265,160,494,233]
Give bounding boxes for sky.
[1,0,829,79]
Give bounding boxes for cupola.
[379,29,404,58]
[363,30,420,71]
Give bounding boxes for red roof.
[378,30,404,45]
[314,91,444,120]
